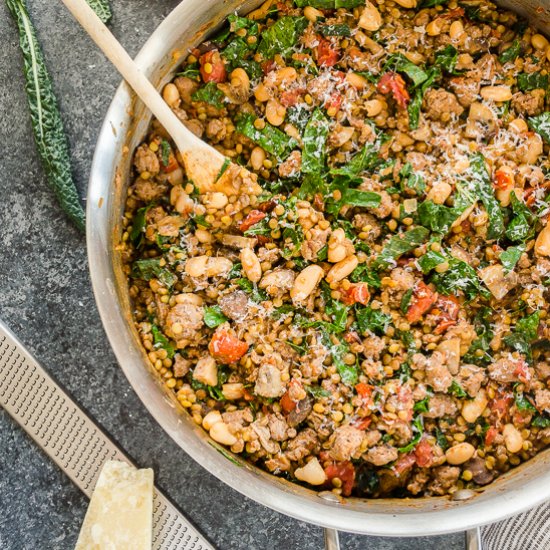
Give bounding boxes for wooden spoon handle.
[61,0,207,157]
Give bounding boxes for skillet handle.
[324,528,340,550]
[466,527,482,550]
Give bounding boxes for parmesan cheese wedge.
[75,460,154,550]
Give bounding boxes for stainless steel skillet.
[86,0,550,543]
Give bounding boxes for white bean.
[293,457,327,485]
[193,356,218,386]
[240,248,262,283]
[393,0,416,7]
[480,85,513,102]
[326,255,358,283]
[162,83,180,107]
[250,146,266,171]
[266,99,286,127]
[202,410,222,430]
[175,293,203,306]
[185,256,209,278]
[222,383,245,400]
[203,191,229,209]
[461,390,488,423]
[205,257,233,277]
[445,442,475,465]
[328,229,348,263]
[195,229,212,243]
[535,224,550,256]
[358,1,382,31]
[185,256,232,278]
[304,5,323,21]
[290,265,325,302]
[503,423,523,453]
[365,99,384,117]
[209,422,237,446]
[436,338,461,374]
[426,181,452,205]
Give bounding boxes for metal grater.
[0,319,215,550]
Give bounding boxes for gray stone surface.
[0,2,466,549]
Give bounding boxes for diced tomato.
[161,151,179,173]
[433,295,460,335]
[257,199,277,213]
[238,210,266,232]
[280,89,302,107]
[324,92,343,114]
[261,60,277,75]
[352,416,372,430]
[514,360,532,385]
[343,330,362,344]
[256,235,271,245]
[324,461,355,496]
[341,283,370,306]
[355,382,374,400]
[199,50,226,83]
[442,7,465,18]
[377,72,410,109]
[276,1,291,13]
[414,440,434,468]
[208,330,248,363]
[406,281,438,324]
[393,453,416,476]
[485,426,498,447]
[524,186,538,207]
[280,380,303,413]
[243,388,255,402]
[490,393,513,422]
[493,169,514,190]
[280,392,297,413]
[316,38,340,67]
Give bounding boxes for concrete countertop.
[0,1,466,548]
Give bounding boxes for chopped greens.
[399,416,424,453]
[430,257,488,300]
[399,162,426,195]
[499,39,522,63]
[192,82,225,109]
[235,278,268,302]
[316,23,352,37]
[517,72,549,92]
[506,192,538,243]
[504,311,541,362]
[130,205,150,246]
[355,306,392,336]
[500,244,525,274]
[235,113,297,160]
[203,306,228,328]
[434,45,460,75]
[384,53,428,87]
[408,66,441,130]
[528,111,550,144]
[465,153,505,240]
[151,325,175,359]
[132,259,177,289]
[302,108,329,174]
[449,381,467,399]
[373,227,430,269]
[257,16,309,59]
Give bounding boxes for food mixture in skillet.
[122,0,550,497]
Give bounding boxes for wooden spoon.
[61,0,261,196]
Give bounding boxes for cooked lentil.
[123,0,550,498]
